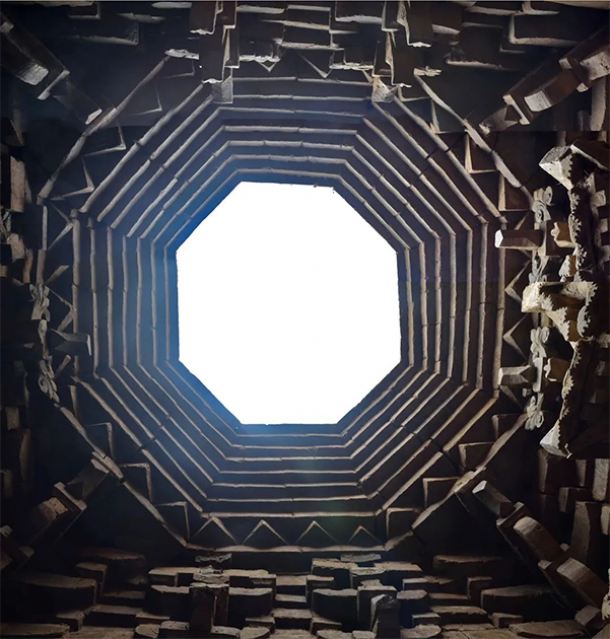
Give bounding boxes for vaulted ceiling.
[1,0,608,563]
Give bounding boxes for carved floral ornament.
[496,141,609,459]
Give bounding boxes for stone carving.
[497,140,609,458]
[36,358,59,403]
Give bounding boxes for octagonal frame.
[39,54,505,542]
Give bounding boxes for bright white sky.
[177,182,400,424]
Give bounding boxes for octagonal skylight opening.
[176,182,401,425]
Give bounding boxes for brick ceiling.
[38,52,502,549]
[2,0,607,555]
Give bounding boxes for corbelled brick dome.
[1,2,608,638]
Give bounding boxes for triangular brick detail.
[505,262,530,303]
[348,525,381,548]
[296,521,337,548]
[243,520,287,549]
[503,315,533,359]
[191,517,237,547]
